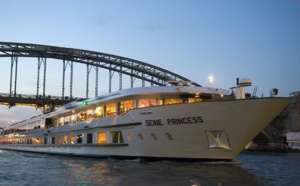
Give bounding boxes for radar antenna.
[252,86,258,97]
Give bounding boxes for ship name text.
[145,116,203,126]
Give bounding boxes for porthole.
[138,133,144,140]
[165,133,173,141]
[150,133,157,140]
[127,134,132,141]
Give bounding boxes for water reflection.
[1,150,299,185]
[59,158,122,185]
[60,159,262,186]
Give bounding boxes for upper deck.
[4,85,232,131]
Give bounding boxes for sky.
[0,0,299,127]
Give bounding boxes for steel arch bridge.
[0,42,200,112]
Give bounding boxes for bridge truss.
[0,42,200,112]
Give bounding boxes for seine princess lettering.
[145,116,203,126]
[167,116,203,125]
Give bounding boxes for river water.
[0,150,299,186]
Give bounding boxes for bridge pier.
[119,66,122,91]
[62,60,73,99]
[109,64,113,93]
[86,64,99,98]
[9,55,18,98]
[37,57,47,98]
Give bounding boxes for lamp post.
[208,75,214,87]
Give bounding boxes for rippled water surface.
[0,150,299,186]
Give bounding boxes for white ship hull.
[0,97,290,161]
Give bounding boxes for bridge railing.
[0,93,76,101]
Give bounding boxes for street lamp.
[208,75,214,87]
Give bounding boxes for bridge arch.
[0,42,201,112]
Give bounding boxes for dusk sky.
[1,0,299,127]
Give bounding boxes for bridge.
[0,42,200,113]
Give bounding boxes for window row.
[55,98,187,126]
[1,132,174,144]
[1,131,124,145]
[8,97,202,132]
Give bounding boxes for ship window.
[150,133,157,140]
[110,131,124,143]
[138,133,144,140]
[77,112,86,122]
[94,106,104,119]
[63,136,67,144]
[165,133,173,141]
[57,136,61,144]
[77,134,82,144]
[87,133,93,144]
[70,135,75,144]
[157,99,164,106]
[97,132,106,143]
[64,116,70,125]
[164,99,183,105]
[51,137,55,144]
[106,103,116,117]
[71,114,77,124]
[138,99,157,108]
[45,118,55,128]
[44,138,47,144]
[54,118,58,126]
[127,134,132,141]
[33,138,37,144]
[59,117,64,126]
[119,100,133,115]
[188,98,203,103]
[86,110,94,121]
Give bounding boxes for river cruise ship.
[0,79,291,161]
